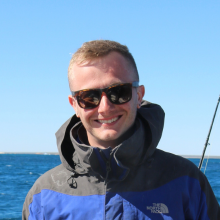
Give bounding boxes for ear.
[68,95,79,117]
[137,85,145,109]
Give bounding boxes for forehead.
[70,52,136,91]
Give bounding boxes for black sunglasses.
[71,82,139,109]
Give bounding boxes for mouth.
[96,116,121,124]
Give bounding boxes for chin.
[97,131,122,143]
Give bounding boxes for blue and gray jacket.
[22,101,220,219]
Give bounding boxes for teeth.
[98,117,119,124]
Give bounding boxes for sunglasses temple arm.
[132,81,139,87]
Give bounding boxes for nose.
[97,92,114,113]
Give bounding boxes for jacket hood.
[55,100,165,177]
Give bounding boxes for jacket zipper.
[98,149,113,220]
[105,160,111,184]
[98,149,113,184]
[99,149,111,219]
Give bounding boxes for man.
[23,40,220,219]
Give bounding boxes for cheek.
[78,109,95,125]
[119,102,137,122]
[126,102,138,122]
[127,99,138,113]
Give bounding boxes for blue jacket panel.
[23,101,220,219]
[27,176,209,220]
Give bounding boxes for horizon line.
[1,152,220,159]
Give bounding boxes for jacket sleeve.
[22,186,42,220]
[199,172,220,220]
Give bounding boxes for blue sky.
[0,0,219,155]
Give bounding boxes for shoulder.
[154,149,198,170]
[153,149,201,175]
[27,164,72,196]
[152,149,220,219]
[152,149,210,190]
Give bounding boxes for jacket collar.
[69,117,148,181]
[55,101,164,181]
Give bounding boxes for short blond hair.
[68,40,139,89]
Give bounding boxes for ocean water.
[0,154,60,220]
[0,154,219,220]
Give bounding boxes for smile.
[97,116,120,124]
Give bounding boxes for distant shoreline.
[0,152,59,155]
[1,152,220,159]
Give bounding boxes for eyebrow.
[71,82,139,97]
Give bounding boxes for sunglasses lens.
[76,83,133,109]
[78,90,100,109]
[107,84,132,104]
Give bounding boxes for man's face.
[68,52,144,148]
